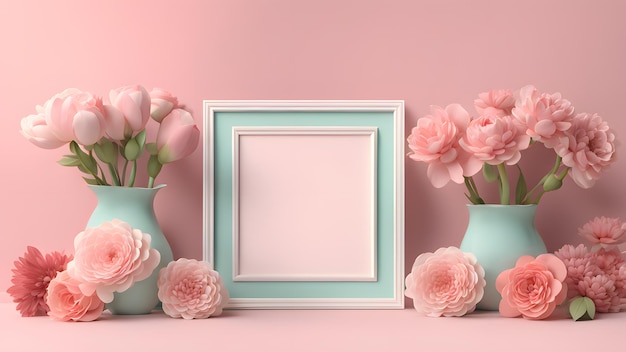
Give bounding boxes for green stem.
[107,163,121,186]
[497,163,510,205]
[127,160,137,187]
[121,160,129,186]
[148,176,155,188]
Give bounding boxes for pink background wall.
[1,0,625,301]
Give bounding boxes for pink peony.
[460,114,531,166]
[157,258,229,319]
[579,216,626,248]
[6,246,72,317]
[496,254,568,320]
[404,247,485,317]
[67,219,161,303]
[512,85,575,147]
[156,108,200,164]
[41,88,107,146]
[46,271,104,322]
[149,88,179,122]
[107,85,151,137]
[474,89,515,117]
[407,104,482,188]
[20,113,66,149]
[554,112,616,188]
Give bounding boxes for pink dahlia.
[67,219,161,303]
[496,254,568,320]
[6,246,72,317]
[474,89,515,117]
[512,85,575,148]
[554,112,616,188]
[459,114,530,166]
[46,271,104,322]
[554,244,591,299]
[577,274,621,313]
[157,258,229,319]
[407,104,482,188]
[404,247,485,317]
[579,216,626,248]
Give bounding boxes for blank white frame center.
[233,126,378,282]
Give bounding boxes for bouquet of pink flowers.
[20,85,199,188]
[407,85,617,204]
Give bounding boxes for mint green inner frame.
[213,111,395,299]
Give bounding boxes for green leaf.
[569,296,596,321]
[147,154,162,178]
[94,140,118,164]
[515,165,527,204]
[71,141,98,175]
[124,139,141,161]
[135,129,147,150]
[482,163,498,183]
[57,155,81,167]
[82,177,100,185]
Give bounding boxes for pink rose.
[496,254,568,319]
[157,258,229,319]
[512,85,575,148]
[405,247,485,317]
[46,271,104,322]
[579,216,626,249]
[460,114,530,166]
[554,112,616,188]
[149,88,179,122]
[106,85,151,138]
[67,219,161,303]
[474,89,515,117]
[407,104,482,188]
[42,88,107,146]
[20,113,66,149]
[156,108,200,164]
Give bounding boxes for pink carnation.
[407,104,482,188]
[579,216,626,249]
[496,254,568,320]
[577,274,621,313]
[554,112,616,188]
[404,247,485,317]
[512,85,575,147]
[46,271,104,322]
[67,219,161,303]
[157,258,229,319]
[474,89,515,117]
[554,244,590,298]
[460,115,530,166]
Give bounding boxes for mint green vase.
[459,204,547,311]
[86,184,173,315]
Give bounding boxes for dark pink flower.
[6,246,72,317]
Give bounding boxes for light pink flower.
[554,244,591,299]
[158,258,229,319]
[46,271,104,322]
[149,88,179,122]
[67,219,161,303]
[6,246,72,317]
[20,113,66,149]
[460,114,531,165]
[579,216,626,248]
[474,89,515,117]
[106,85,151,139]
[156,108,200,164]
[42,88,107,146]
[496,254,568,320]
[407,104,482,188]
[512,85,575,147]
[404,247,485,317]
[554,113,616,188]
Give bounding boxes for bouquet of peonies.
[407,85,617,204]
[20,85,199,188]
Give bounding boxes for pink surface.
[1,0,625,319]
[237,133,374,280]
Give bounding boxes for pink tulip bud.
[149,88,179,122]
[156,108,199,164]
[108,85,151,134]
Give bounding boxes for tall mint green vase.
[459,204,547,311]
[86,184,173,315]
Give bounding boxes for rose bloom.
[474,89,515,117]
[459,114,531,166]
[407,104,482,188]
[496,254,568,320]
[67,219,161,303]
[7,247,72,317]
[579,216,626,248]
[46,271,104,322]
[158,258,229,319]
[554,112,616,188]
[512,85,575,148]
[20,113,66,149]
[149,88,179,122]
[404,247,485,317]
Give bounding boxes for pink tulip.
[20,113,66,149]
[156,108,199,164]
[149,88,179,122]
[42,88,107,146]
[107,85,151,136]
